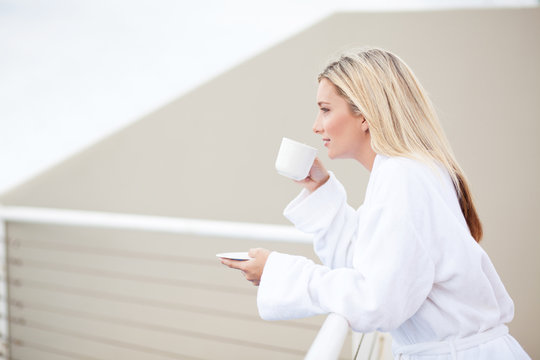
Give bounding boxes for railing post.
[305,313,349,360]
[0,212,9,359]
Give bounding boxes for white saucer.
[216,252,252,261]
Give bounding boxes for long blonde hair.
[319,47,482,242]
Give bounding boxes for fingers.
[219,249,270,287]
[220,258,259,286]
[220,258,246,271]
[311,158,329,179]
[248,248,260,258]
[249,248,271,259]
[244,270,260,286]
[290,158,329,192]
[294,177,312,185]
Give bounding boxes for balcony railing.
[0,205,385,359]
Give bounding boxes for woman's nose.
[312,117,323,134]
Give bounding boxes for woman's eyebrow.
[317,101,330,106]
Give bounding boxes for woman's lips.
[323,138,330,147]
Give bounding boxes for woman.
[221,48,530,359]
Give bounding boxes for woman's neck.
[356,147,377,171]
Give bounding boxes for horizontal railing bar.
[0,206,312,243]
[5,237,219,266]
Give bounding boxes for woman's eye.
[320,107,330,113]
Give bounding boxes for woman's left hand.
[220,248,270,286]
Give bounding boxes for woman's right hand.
[295,157,330,193]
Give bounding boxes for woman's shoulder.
[369,154,450,200]
[375,154,436,180]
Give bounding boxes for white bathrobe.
[257,154,530,359]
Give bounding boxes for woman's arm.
[285,169,360,269]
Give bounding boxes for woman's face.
[313,78,370,161]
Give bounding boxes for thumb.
[248,248,260,258]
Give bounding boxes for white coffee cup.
[275,137,317,181]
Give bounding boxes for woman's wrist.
[308,173,330,193]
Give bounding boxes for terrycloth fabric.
[394,325,530,359]
[257,154,530,359]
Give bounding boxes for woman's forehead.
[317,79,339,101]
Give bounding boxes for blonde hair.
[319,47,482,242]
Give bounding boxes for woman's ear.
[360,115,369,132]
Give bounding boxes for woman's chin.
[327,151,343,160]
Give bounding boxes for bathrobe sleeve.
[283,171,358,268]
[257,161,436,332]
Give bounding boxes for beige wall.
[2,8,539,359]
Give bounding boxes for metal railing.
[0,205,352,359]
[305,313,350,360]
[0,219,7,359]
